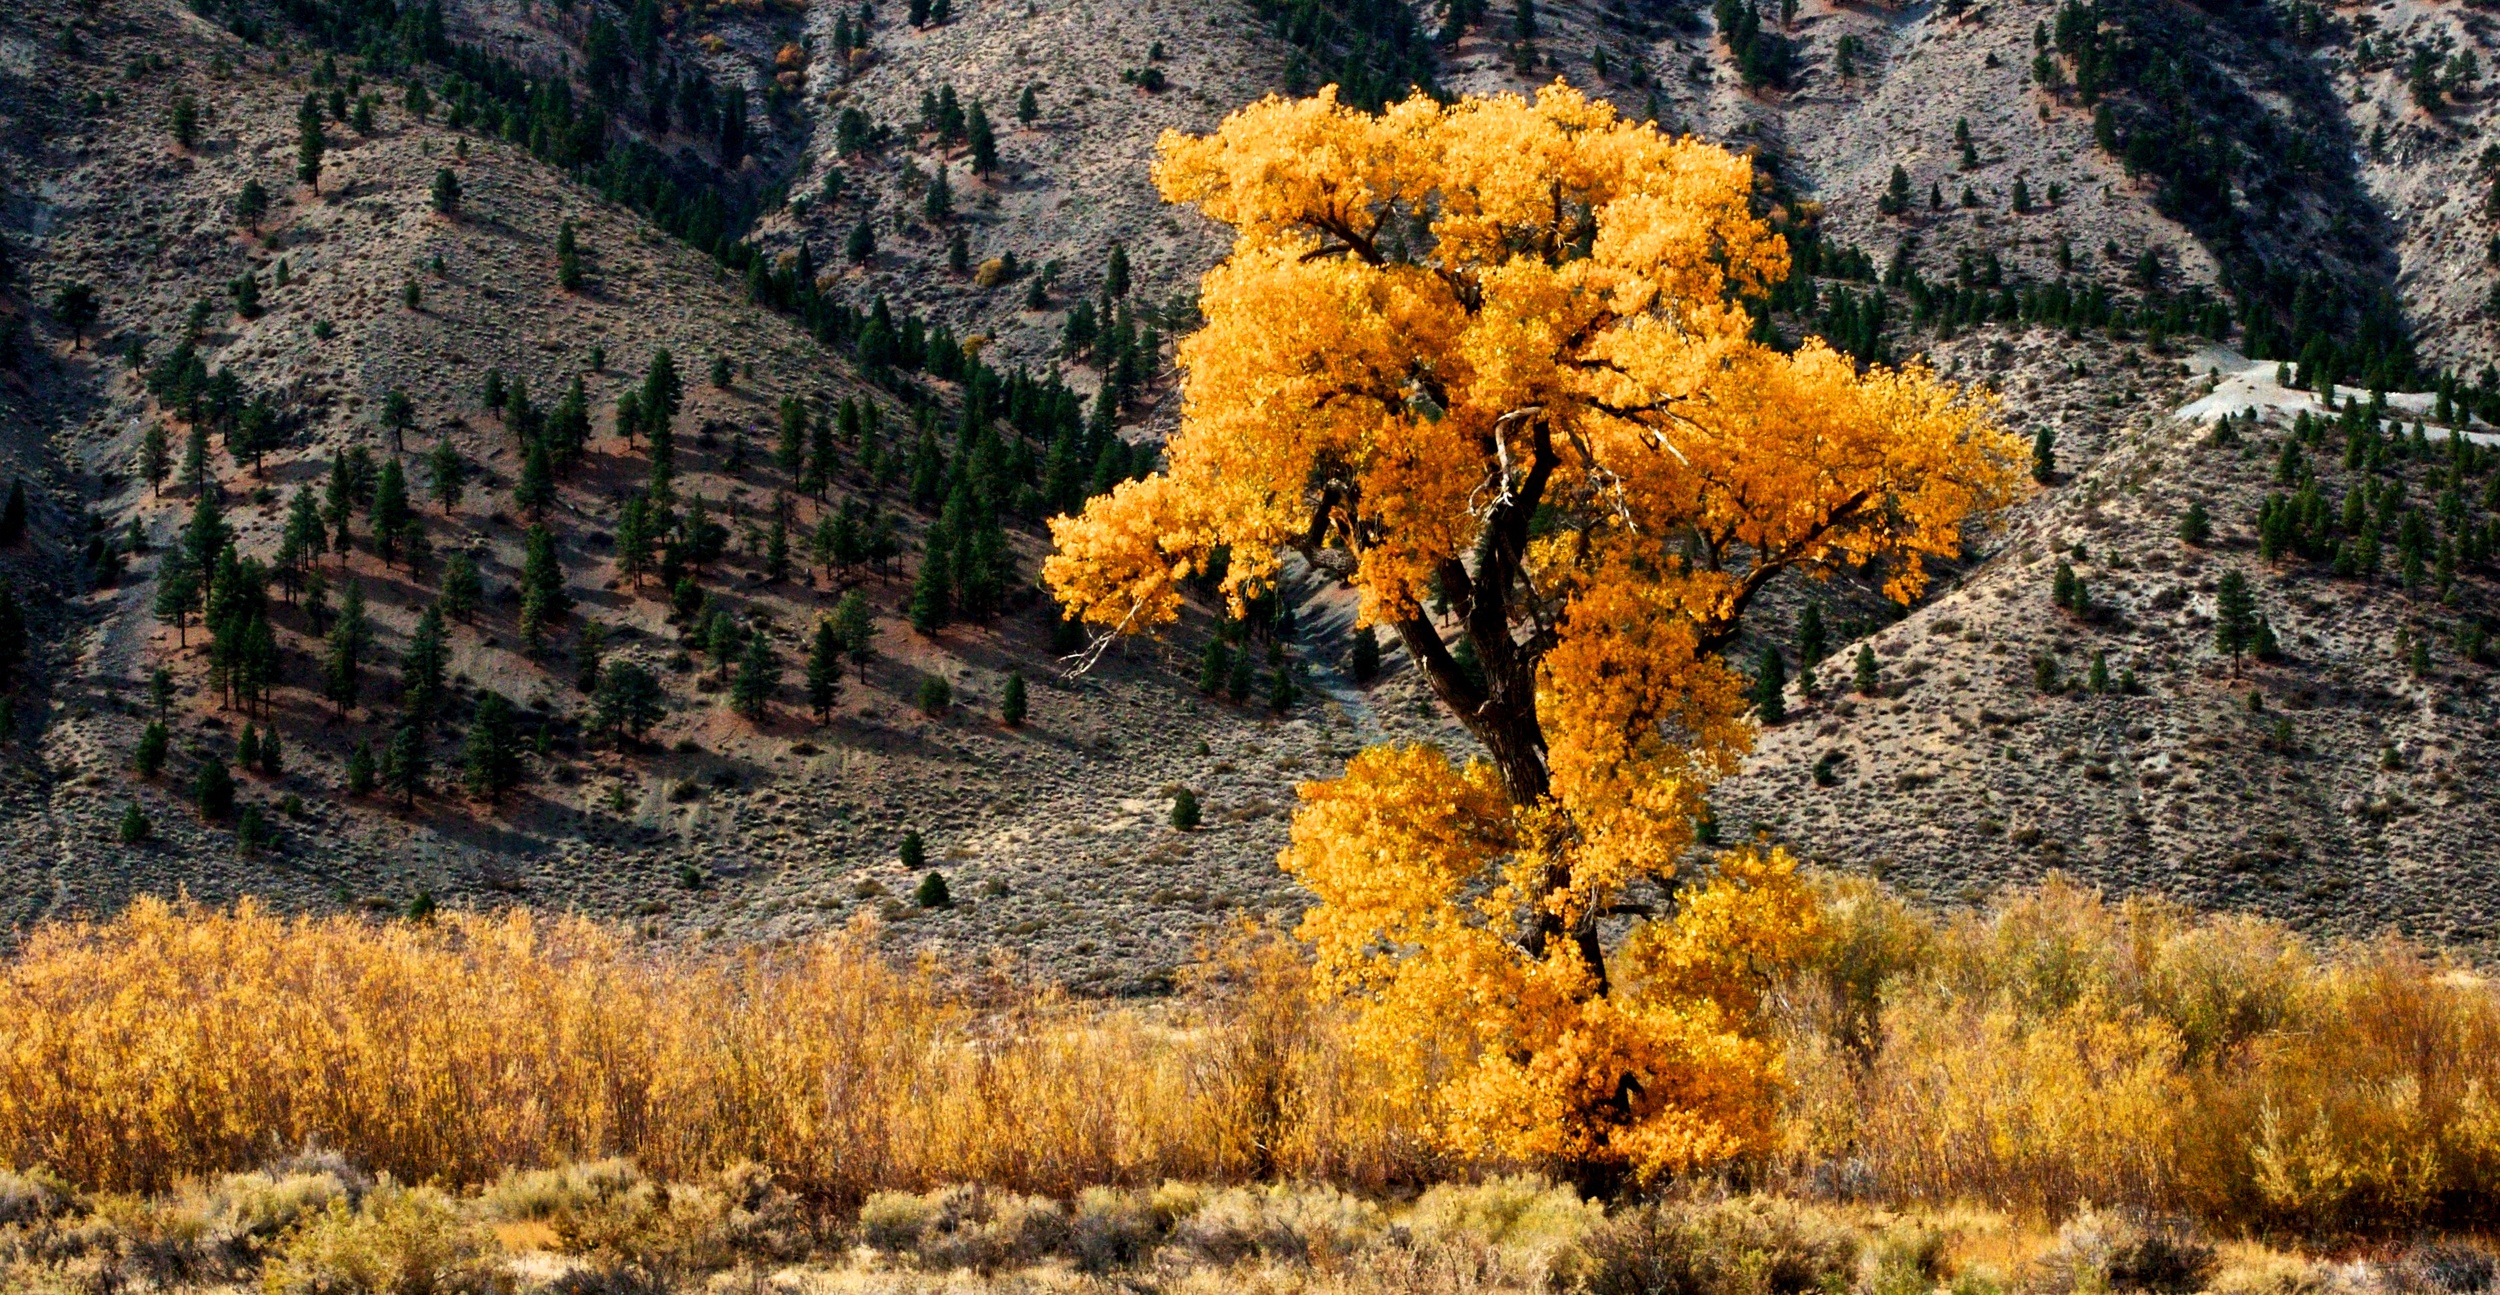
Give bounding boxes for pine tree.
[346,739,377,795]
[2214,568,2257,667]
[1853,642,1880,696]
[181,488,229,577]
[805,411,837,499]
[380,389,416,453]
[574,620,606,694]
[593,662,666,746]
[1227,648,1255,701]
[297,94,326,193]
[706,610,743,682]
[2031,426,2056,483]
[171,94,201,150]
[1350,626,1380,682]
[154,548,200,647]
[640,348,682,439]
[765,516,791,582]
[462,691,523,801]
[181,423,210,495]
[519,523,568,652]
[195,758,235,821]
[381,719,428,808]
[1017,84,1040,123]
[732,630,777,720]
[50,283,98,349]
[1797,603,1826,670]
[2252,615,2282,663]
[430,168,460,217]
[324,579,369,715]
[439,552,483,623]
[1001,668,1027,726]
[909,542,952,632]
[556,220,584,290]
[514,437,555,517]
[924,165,952,223]
[402,604,449,724]
[235,179,269,234]
[833,589,877,662]
[1170,787,1201,830]
[118,802,152,844]
[1751,645,1787,724]
[805,617,843,722]
[2179,498,2211,545]
[1104,242,1131,298]
[372,457,411,566]
[136,720,170,777]
[777,395,808,476]
[428,437,467,513]
[1199,637,1231,693]
[968,99,998,176]
[141,424,170,497]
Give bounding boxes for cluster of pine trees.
[1250,0,1436,111]
[143,340,285,475]
[2243,402,2500,604]
[1194,598,1304,715]
[2037,0,2420,389]
[1712,0,1795,90]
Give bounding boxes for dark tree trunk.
[1376,417,1611,988]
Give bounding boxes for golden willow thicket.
[1045,84,2026,1181]
[0,899,1422,1199]
[7,887,2500,1234]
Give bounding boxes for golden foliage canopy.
[1045,83,2025,1181]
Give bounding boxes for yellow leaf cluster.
[1046,81,2019,635]
[1281,745,1821,1180]
[1044,82,2025,1181]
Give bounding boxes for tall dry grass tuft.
[0,899,1431,1201]
[1777,875,2500,1233]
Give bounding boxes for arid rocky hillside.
[3,0,2498,977]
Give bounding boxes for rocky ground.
[2,0,2497,982]
[1717,333,2500,954]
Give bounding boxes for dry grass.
[1778,875,2500,1234]
[5,880,2500,1246]
[0,898,1430,1204]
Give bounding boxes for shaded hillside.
[5,0,2500,972]
[0,0,1401,991]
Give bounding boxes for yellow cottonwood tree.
[1046,83,2026,1181]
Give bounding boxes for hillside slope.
[5,0,2500,972]
[0,0,1406,989]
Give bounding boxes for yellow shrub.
[0,900,1430,1202]
[1778,877,2500,1232]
